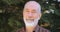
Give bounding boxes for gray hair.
[24,1,41,14]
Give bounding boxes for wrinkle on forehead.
[24,1,41,13]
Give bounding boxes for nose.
[28,12,33,17]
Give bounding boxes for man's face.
[23,8,40,22]
[23,1,41,26]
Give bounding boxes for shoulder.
[16,27,25,32]
[39,26,51,32]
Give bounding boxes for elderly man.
[17,1,50,32]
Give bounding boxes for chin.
[24,18,39,26]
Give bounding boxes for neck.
[25,25,36,32]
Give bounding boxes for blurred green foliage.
[0,0,60,32]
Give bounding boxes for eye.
[24,9,30,13]
[26,10,29,12]
[32,10,36,13]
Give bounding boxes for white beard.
[23,17,40,27]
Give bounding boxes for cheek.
[23,13,26,17]
[33,14,39,19]
[23,13,28,18]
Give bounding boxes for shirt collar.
[24,25,40,32]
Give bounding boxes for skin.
[23,8,41,22]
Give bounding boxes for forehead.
[24,5,39,12]
[24,4,39,11]
[24,7,37,11]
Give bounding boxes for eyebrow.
[25,9,29,11]
[32,9,36,12]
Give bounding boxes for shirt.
[16,25,50,32]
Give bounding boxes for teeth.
[27,19,34,21]
[26,19,34,22]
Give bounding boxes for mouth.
[26,19,34,22]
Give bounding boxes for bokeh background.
[0,0,60,32]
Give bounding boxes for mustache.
[26,19,34,21]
